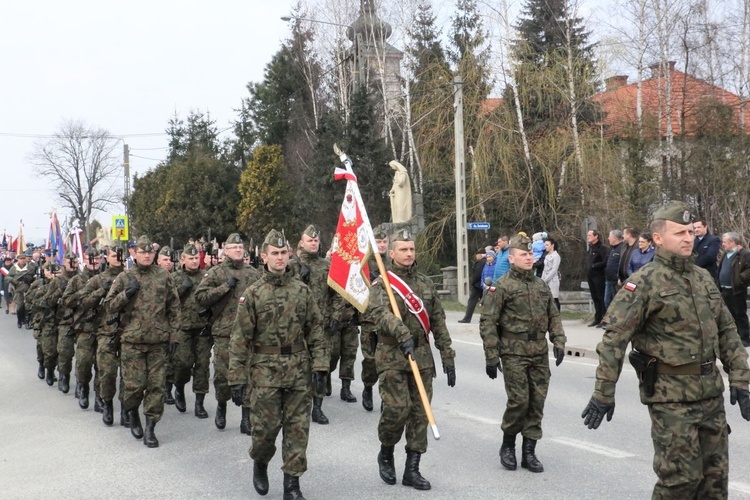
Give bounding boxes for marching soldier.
[228,229,329,500]
[479,233,566,473]
[79,244,127,426]
[582,201,750,498]
[25,264,50,380]
[361,230,456,490]
[8,253,35,328]
[104,236,181,447]
[43,251,79,393]
[327,296,359,403]
[195,233,260,433]
[38,263,62,386]
[157,245,177,404]
[172,243,213,418]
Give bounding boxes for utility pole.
[454,75,468,305]
[123,143,131,220]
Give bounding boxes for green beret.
[302,225,320,238]
[64,250,78,260]
[136,235,154,252]
[509,233,533,252]
[183,244,199,257]
[263,229,286,249]
[225,233,243,245]
[390,229,413,242]
[85,246,99,257]
[652,201,694,225]
[158,245,172,257]
[373,227,388,240]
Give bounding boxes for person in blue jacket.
[627,233,655,276]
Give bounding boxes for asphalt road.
[2,310,750,499]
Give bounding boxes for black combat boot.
[74,383,80,399]
[120,406,131,427]
[253,461,269,496]
[143,416,159,448]
[340,379,357,403]
[165,382,175,405]
[325,374,332,397]
[129,409,144,439]
[215,402,227,429]
[377,445,397,485]
[240,407,251,435]
[174,384,186,413]
[37,362,45,380]
[282,473,306,500]
[194,393,208,419]
[521,437,544,473]
[45,368,56,386]
[102,400,114,426]
[311,397,329,425]
[94,393,104,413]
[78,383,89,410]
[362,385,374,412]
[402,450,431,490]
[500,433,517,470]
[58,373,70,394]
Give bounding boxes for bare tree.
[31,120,121,242]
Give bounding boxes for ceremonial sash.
[386,270,431,338]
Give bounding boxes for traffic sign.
[112,215,129,241]
[467,222,491,230]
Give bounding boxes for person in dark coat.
[718,232,750,346]
[459,248,486,323]
[585,230,609,327]
[693,219,720,280]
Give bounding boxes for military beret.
[509,233,533,252]
[225,233,243,245]
[64,250,77,260]
[373,226,388,240]
[16,252,27,258]
[652,201,694,225]
[158,245,172,257]
[302,225,320,238]
[264,229,286,248]
[85,246,99,257]
[183,244,199,256]
[390,229,413,242]
[136,235,154,252]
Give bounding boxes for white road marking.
[450,410,502,425]
[453,338,482,347]
[550,437,636,459]
[729,482,750,495]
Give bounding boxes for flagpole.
[333,144,440,440]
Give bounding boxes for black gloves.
[731,387,750,421]
[230,384,246,406]
[581,396,615,429]
[124,278,140,299]
[553,346,565,366]
[314,371,327,395]
[326,318,341,335]
[168,341,178,357]
[443,364,456,387]
[178,277,193,296]
[399,337,416,360]
[226,277,239,288]
[102,279,113,292]
[486,359,502,379]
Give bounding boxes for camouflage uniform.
[105,237,180,432]
[359,248,390,407]
[195,234,260,428]
[588,202,750,499]
[479,234,566,472]
[42,261,78,389]
[8,260,35,328]
[66,260,98,405]
[327,294,360,400]
[228,232,328,481]
[26,277,46,373]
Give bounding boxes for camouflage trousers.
[500,353,550,440]
[360,328,378,387]
[33,330,43,365]
[249,384,312,476]
[212,337,231,403]
[378,368,434,454]
[329,323,359,380]
[120,342,168,422]
[173,329,212,394]
[57,325,75,376]
[96,337,123,403]
[648,397,728,500]
[41,324,58,370]
[75,333,98,387]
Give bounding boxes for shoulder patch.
[624,282,637,292]
[489,286,496,292]
[239,296,245,303]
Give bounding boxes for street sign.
[467,222,491,230]
[112,215,129,241]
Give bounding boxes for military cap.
[183,244,199,256]
[302,225,320,239]
[85,246,99,257]
[652,201,694,225]
[127,241,136,248]
[509,233,533,252]
[158,245,172,256]
[225,233,243,245]
[263,229,286,248]
[136,235,154,252]
[64,250,77,260]
[373,226,388,240]
[391,229,413,242]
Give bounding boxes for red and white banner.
[327,167,372,313]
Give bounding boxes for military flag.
[68,220,85,269]
[12,221,24,255]
[47,211,64,265]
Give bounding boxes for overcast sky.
[0,0,611,244]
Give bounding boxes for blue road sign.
[467,222,491,230]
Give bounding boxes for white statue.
[389,160,412,223]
